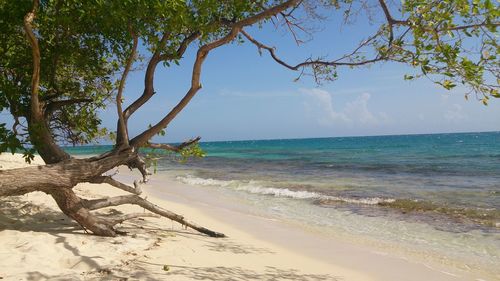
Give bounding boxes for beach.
[1,0,499,279]
[1,152,496,280]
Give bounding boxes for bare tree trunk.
[28,121,71,164]
[0,152,225,237]
[50,187,117,236]
[6,0,300,240]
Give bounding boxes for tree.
[0,0,498,237]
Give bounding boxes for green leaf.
[442,80,456,90]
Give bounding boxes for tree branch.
[377,0,497,33]
[121,32,170,120]
[377,0,408,25]
[240,29,386,74]
[44,98,93,115]
[444,22,499,31]
[116,32,171,145]
[126,155,152,183]
[22,0,71,164]
[90,176,142,195]
[82,195,226,237]
[118,32,201,144]
[116,27,138,147]
[101,213,160,226]
[158,31,201,61]
[23,0,42,121]
[129,0,301,147]
[143,136,201,152]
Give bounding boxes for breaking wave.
[176,174,500,228]
[175,175,395,205]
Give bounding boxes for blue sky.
[104,14,500,143]
[3,7,499,144]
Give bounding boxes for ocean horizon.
[65,131,500,229]
[64,129,500,147]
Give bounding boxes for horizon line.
[197,130,500,144]
[58,130,500,148]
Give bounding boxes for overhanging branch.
[44,98,93,115]
[23,0,42,121]
[129,0,301,147]
[118,31,201,144]
[240,29,386,73]
[144,136,201,153]
[119,32,171,129]
[116,27,138,147]
[158,31,201,61]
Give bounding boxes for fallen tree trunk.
[0,153,225,237]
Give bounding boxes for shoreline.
[0,153,496,280]
[138,172,493,281]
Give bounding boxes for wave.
[176,175,500,228]
[176,175,395,205]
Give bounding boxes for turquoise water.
[66,132,500,277]
[66,132,500,230]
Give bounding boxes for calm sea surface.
[66,132,500,277]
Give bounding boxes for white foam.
[176,175,395,205]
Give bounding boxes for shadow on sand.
[0,196,82,234]
[1,197,341,281]
[140,262,340,281]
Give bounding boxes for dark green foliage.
[0,0,277,158]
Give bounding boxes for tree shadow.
[1,197,340,281]
[24,271,75,281]
[163,264,340,281]
[102,260,342,281]
[20,263,341,281]
[168,230,275,254]
[203,239,275,254]
[0,197,144,235]
[0,197,82,234]
[50,233,104,270]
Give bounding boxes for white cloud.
[344,92,379,124]
[301,88,349,124]
[444,104,467,121]
[301,88,390,126]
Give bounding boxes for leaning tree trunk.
[0,151,225,237]
[7,0,300,239]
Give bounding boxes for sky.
[3,5,500,144]
[104,8,500,143]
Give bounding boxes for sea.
[66,131,500,277]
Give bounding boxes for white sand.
[0,153,488,280]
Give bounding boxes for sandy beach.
[0,153,491,280]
